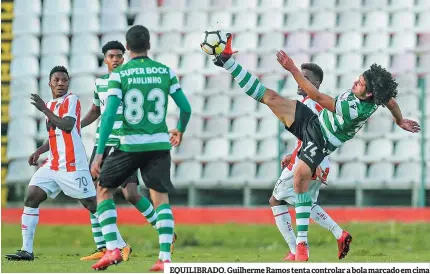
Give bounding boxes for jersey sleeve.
[93,82,100,106]
[63,95,79,120]
[107,71,123,99]
[303,99,323,115]
[334,92,359,121]
[169,68,182,94]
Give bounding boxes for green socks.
[156,204,174,261]
[295,192,312,244]
[134,197,158,229]
[97,199,121,250]
[90,213,106,249]
[223,57,267,102]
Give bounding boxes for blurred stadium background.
[2,0,430,211]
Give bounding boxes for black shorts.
[285,101,327,173]
[89,146,138,188]
[99,149,173,193]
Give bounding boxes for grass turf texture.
[2,223,430,272]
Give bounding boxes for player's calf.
[261,90,297,128]
[79,196,97,214]
[213,36,297,128]
[10,186,47,258]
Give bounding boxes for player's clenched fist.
[281,154,292,169]
[276,50,297,72]
[169,129,183,147]
[90,154,103,179]
[28,151,40,166]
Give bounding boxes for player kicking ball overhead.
[212,35,420,261]
[90,25,192,271]
[270,63,351,261]
[5,66,98,261]
[79,40,176,262]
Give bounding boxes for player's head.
[102,40,125,72]
[298,63,324,96]
[125,25,150,54]
[49,66,69,98]
[353,64,398,105]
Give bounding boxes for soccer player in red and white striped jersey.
[43,87,87,172]
[269,63,352,261]
[5,66,98,261]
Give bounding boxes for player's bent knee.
[24,186,47,208]
[96,184,115,202]
[123,190,141,205]
[150,190,169,209]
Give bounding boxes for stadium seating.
[6,0,430,207]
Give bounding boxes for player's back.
[110,56,174,152]
[44,93,88,171]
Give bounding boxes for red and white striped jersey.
[41,93,88,172]
[287,96,330,181]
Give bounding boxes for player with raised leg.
[212,35,420,261]
[5,67,98,261]
[79,41,176,262]
[270,63,351,261]
[90,25,192,271]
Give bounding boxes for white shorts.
[272,167,322,205]
[29,167,96,199]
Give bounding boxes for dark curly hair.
[362,64,398,106]
[102,40,126,55]
[49,65,69,80]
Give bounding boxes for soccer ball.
[200,30,227,55]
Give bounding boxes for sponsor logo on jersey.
[119,67,168,77]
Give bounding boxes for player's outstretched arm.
[385,98,421,133]
[276,51,336,112]
[81,104,101,128]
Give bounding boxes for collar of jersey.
[131,55,150,60]
[52,92,70,101]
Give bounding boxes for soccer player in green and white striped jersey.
[90,26,191,271]
[80,41,172,262]
[213,35,420,261]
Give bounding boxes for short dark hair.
[301,63,324,82]
[363,64,398,105]
[126,25,150,52]
[102,40,126,55]
[49,66,69,80]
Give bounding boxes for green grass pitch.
[2,223,430,272]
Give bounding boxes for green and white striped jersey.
[319,90,378,149]
[93,74,123,147]
[107,56,181,152]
